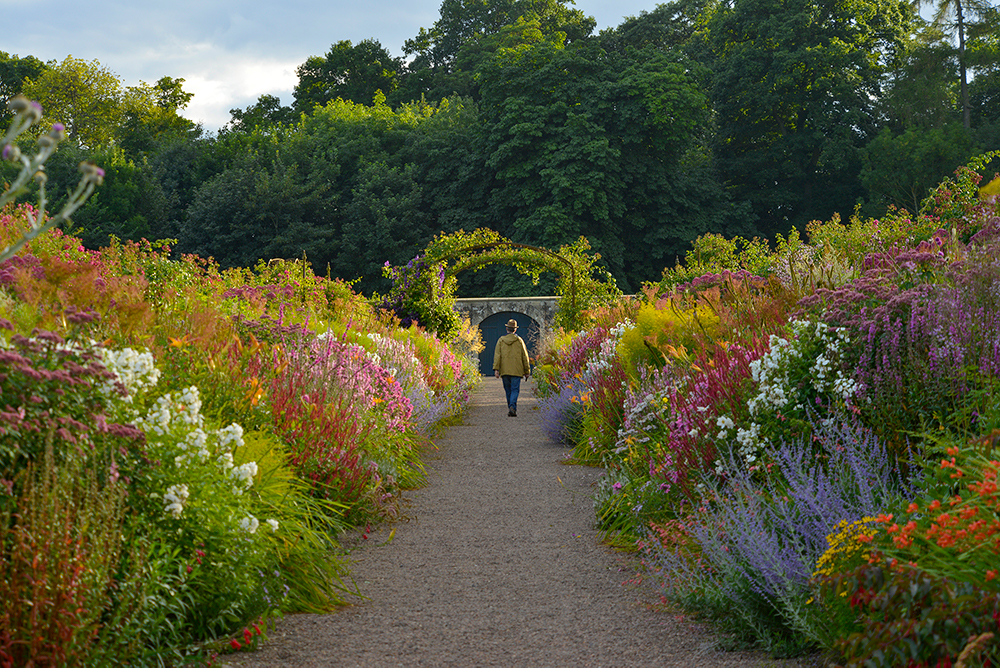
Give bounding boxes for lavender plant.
[537,375,589,444]
[646,413,912,655]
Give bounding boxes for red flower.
[230,639,242,650]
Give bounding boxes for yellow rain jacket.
[493,333,530,377]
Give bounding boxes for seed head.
[33,170,47,185]
[7,95,30,113]
[78,161,105,186]
[2,144,21,163]
[25,101,43,124]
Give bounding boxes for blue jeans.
[501,375,521,411]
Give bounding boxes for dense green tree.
[223,94,297,134]
[394,97,490,235]
[598,0,712,55]
[21,57,197,153]
[338,161,433,292]
[475,28,726,290]
[149,136,219,237]
[71,150,171,248]
[32,144,170,248]
[968,15,1000,131]
[179,156,335,270]
[396,0,595,103]
[22,56,124,147]
[914,0,996,128]
[705,0,912,235]
[859,125,977,213]
[177,165,262,267]
[403,0,594,69]
[117,76,201,158]
[878,27,959,130]
[293,39,403,112]
[0,52,48,125]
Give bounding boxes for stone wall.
[453,296,559,333]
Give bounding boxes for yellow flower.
[813,517,879,580]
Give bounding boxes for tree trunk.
[957,0,971,129]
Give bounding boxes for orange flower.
[960,506,979,520]
[937,533,956,548]
[875,513,894,524]
[907,502,919,513]
[929,500,942,511]
[987,570,998,582]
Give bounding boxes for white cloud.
[179,53,302,129]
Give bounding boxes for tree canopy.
[293,39,404,112]
[4,0,999,301]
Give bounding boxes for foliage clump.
[0,194,480,662]
[535,153,1000,663]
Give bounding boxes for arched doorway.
[478,311,540,375]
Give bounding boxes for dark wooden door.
[478,311,539,375]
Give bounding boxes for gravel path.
[224,378,809,667]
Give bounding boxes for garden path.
[223,379,808,667]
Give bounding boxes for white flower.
[185,428,208,455]
[716,415,735,430]
[239,515,259,534]
[217,452,234,470]
[217,423,244,449]
[266,519,279,532]
[163,484,189,518]
[231,461,258,490]
[174,386,203,426]
[98,347,161,400]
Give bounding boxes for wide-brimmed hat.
[506,319,518,329]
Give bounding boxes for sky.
[2,0,661,132]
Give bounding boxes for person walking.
[493,318,530,417]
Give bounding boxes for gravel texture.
[223,378,811,667]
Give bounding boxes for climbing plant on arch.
[376,229,622,339]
